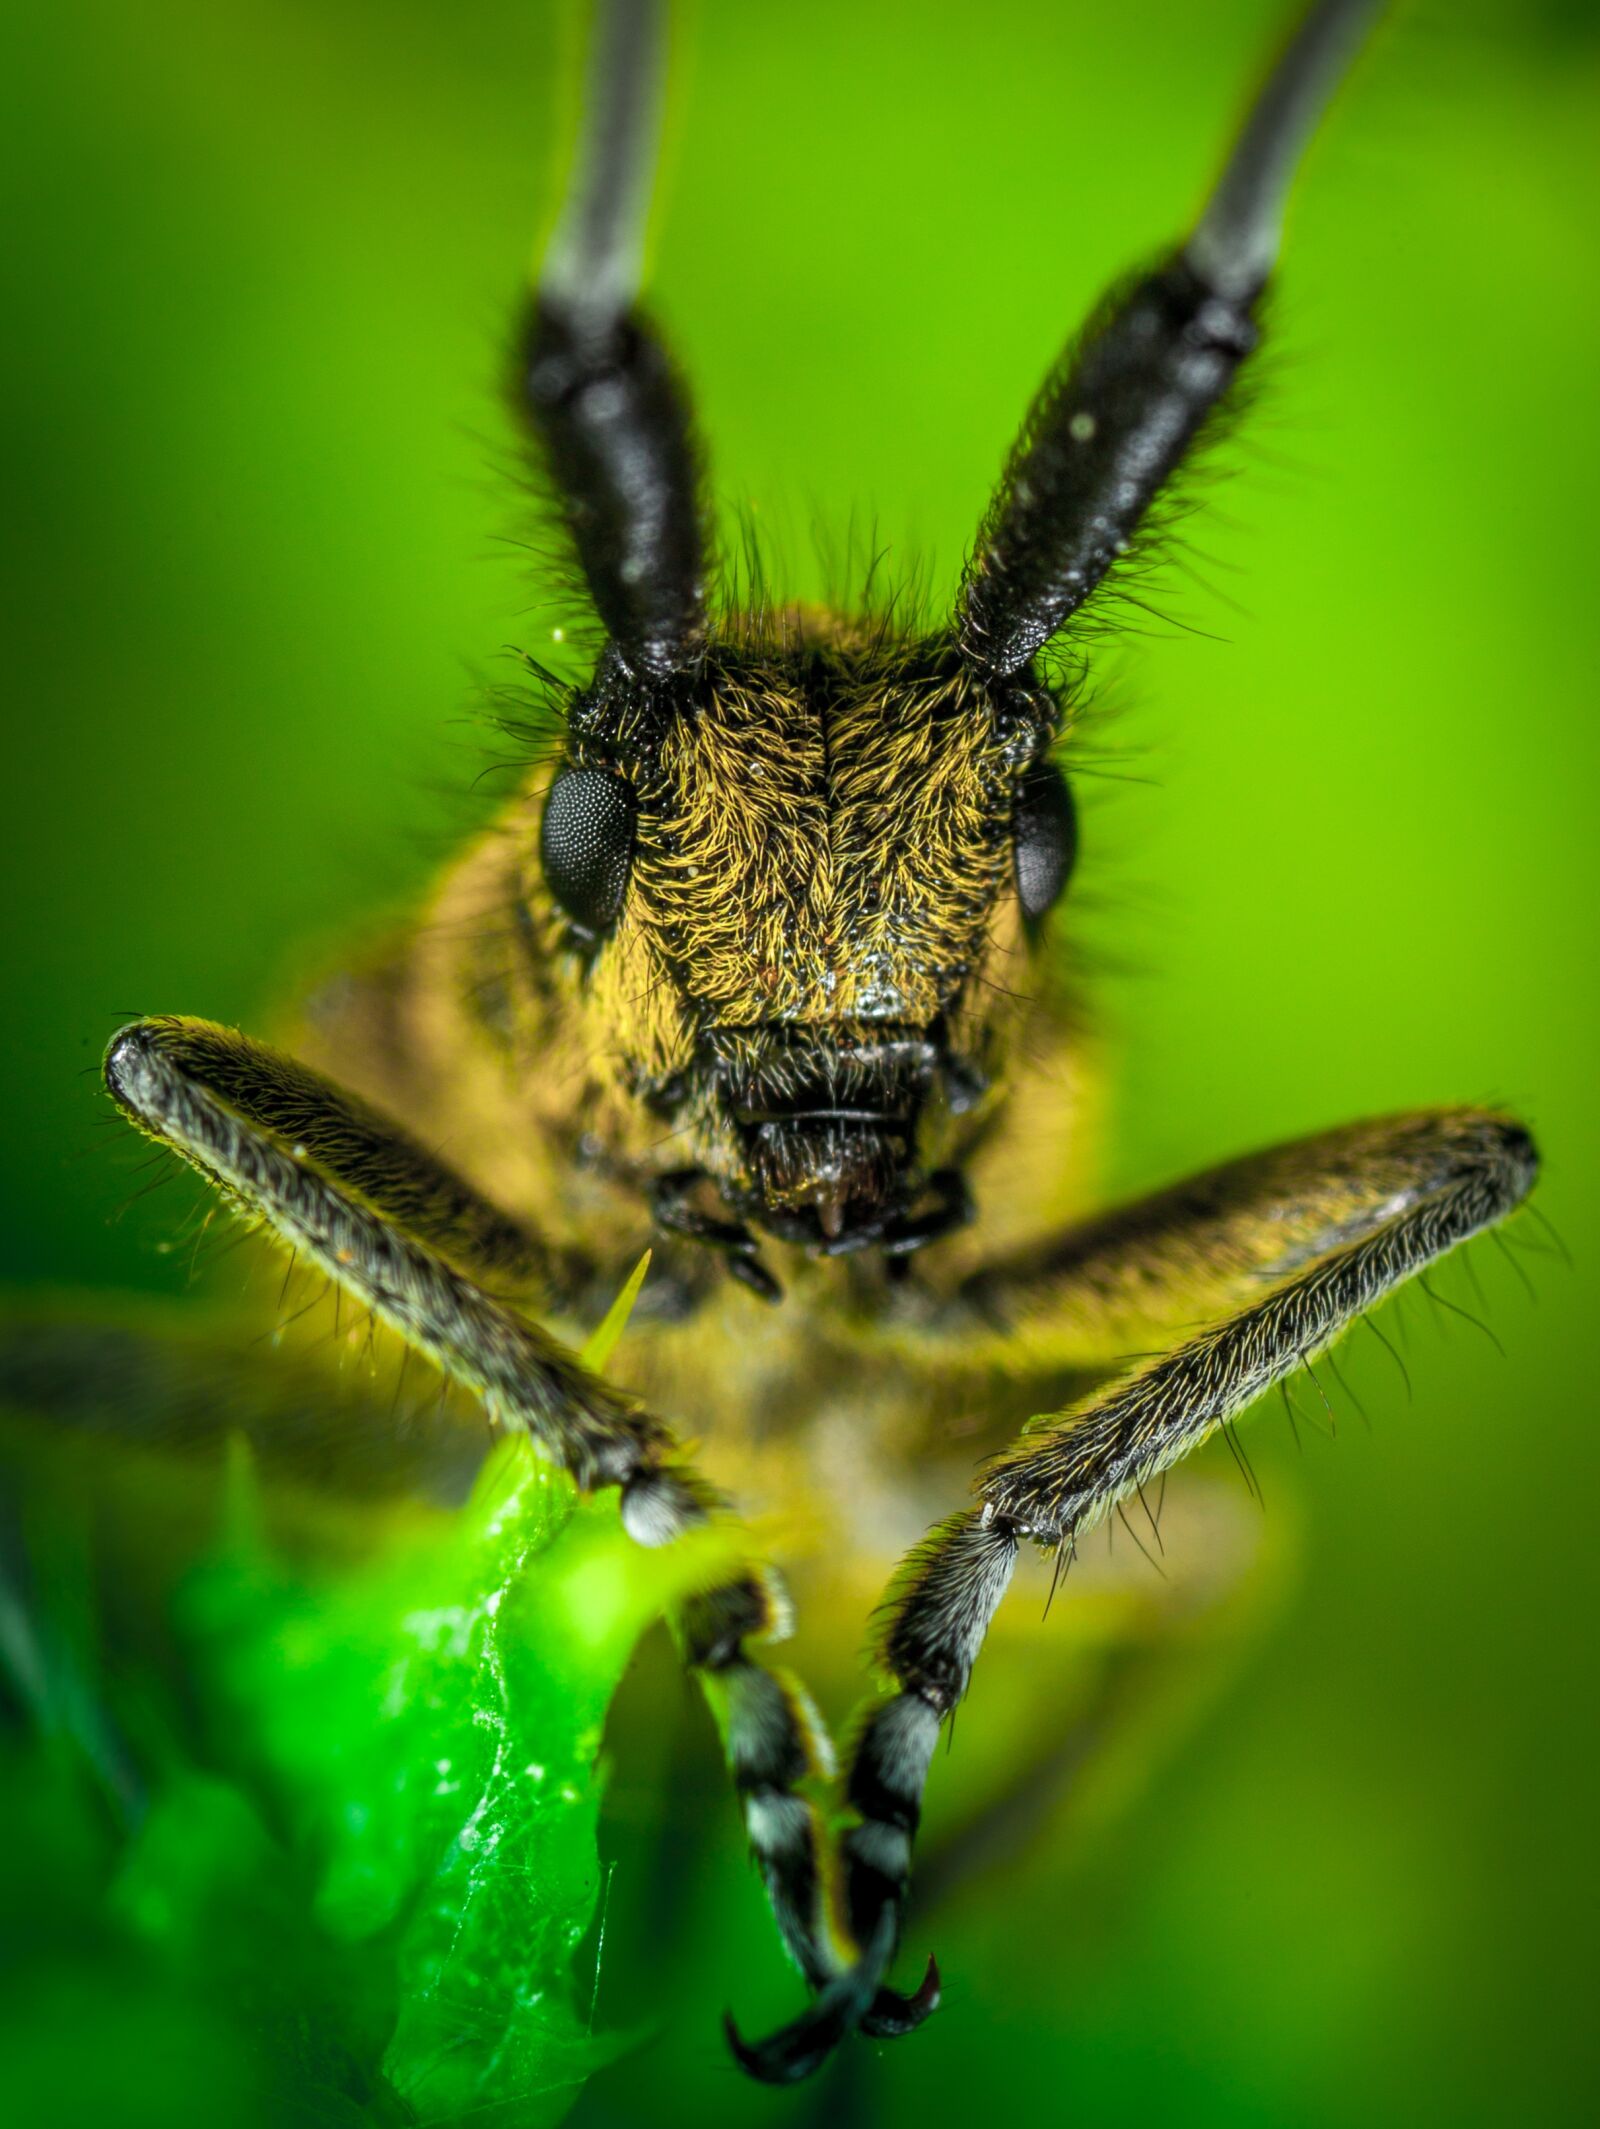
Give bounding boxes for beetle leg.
[0,1305,493,1504]
[733,1105,1538,2078]
[101,1016,845,1996]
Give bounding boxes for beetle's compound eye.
[1013,757,1078,926]
[540,764,636,938]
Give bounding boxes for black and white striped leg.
[723,1511,1012,2083]
[614,1465,848,2002]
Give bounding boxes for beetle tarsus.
[723,1909,898,2082]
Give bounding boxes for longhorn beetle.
[97,0,1539,2085]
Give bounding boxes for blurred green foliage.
[2,1,1598,2125]
[1,1410,735,2127]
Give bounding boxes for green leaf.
[1,1385,741,2127]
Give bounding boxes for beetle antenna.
[516,0,706,679]
[955,0,1385,678]
[1187,0,1385,300]
[538,0,668,332]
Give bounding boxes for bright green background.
[3,1,1597,2124]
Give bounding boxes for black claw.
[724,1910,895,2084]
[860,1955,941,2040]
[722,1992,858,2086]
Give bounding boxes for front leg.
[734,1105,1538,2079]
[104,1016,649,1488]
[103,1017,845,2002]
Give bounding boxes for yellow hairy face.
[534,614,1058,1248]
[604,656,1019,1050]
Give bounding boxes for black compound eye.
[540,765,636,938]
[1012,756,1078,926]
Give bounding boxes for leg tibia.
[981,1108,1537,1540]
[963,1108,1536,1371]
[106,1015,568,1290]
[103,1016,646,1487]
